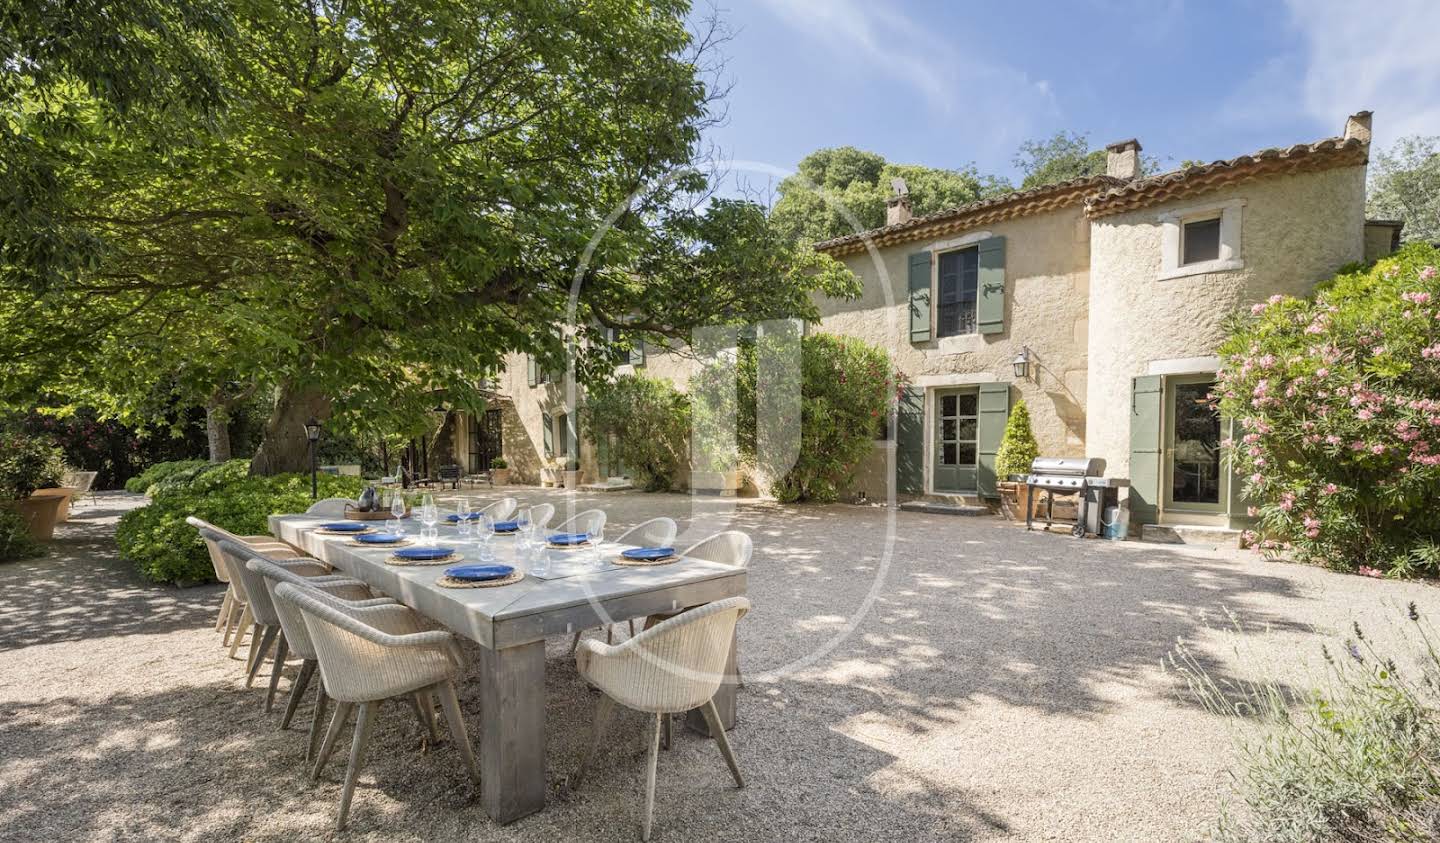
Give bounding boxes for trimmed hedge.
[123,459,208,494]
[0,507,45,562]
[116,460,364,584]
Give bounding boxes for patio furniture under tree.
[273,581,481,832]
[641,531,754,694]
[186,516,304,652]
[438,464,462,490]
[61,470,97,508]
[572,597,751,842]
[269,512,748,824]
[306,497,358,518]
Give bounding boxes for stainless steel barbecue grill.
[1023,457,1130,537]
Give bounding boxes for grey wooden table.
[268,514,748,824]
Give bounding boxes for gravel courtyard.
[3,489,1437,842]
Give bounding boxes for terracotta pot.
[562,469,581,489]
[30,487,75,522]
[692,469,740,496]
[3,494,65,541]
[491,468,511,486]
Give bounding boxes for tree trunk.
[248,382,332,476]
[205,402,233,463]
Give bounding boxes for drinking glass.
[477,529,496,563]
[389,493,408,538]
[454,497,470,522]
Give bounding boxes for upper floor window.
[1181,215,1221,265]
[1158,199,1245,281]
[936,247,978,338]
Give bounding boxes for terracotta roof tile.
[813,174,1123,257]
[1084,137,1368,217]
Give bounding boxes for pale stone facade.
[468,112,1393,529]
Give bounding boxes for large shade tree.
[1367,135,1440,245]
[1,0,856,473]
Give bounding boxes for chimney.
[1105,138,1142,180]
[886,176,912,226]
[1344,110,1373,144]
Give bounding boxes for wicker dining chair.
[240,552,407,763]
[273,581,481,831]
[524,502,555,531]
[573,597,750,842]
[571,517,680,649]
[479,496,518,522]
[216,538,340,692]
[187,516,305,654]
[639,531,754,692]
[306,497,357,518]
[554,508,607,539]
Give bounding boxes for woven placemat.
[317,527,375,536]
[386,552,458,566]
[547,541,594,551]
[349,538,413,548]
[613,554,679,567]
[436,570,525,589]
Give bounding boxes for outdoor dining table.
[267,513,748,824]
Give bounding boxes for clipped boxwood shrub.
[116,463,364,584]
[584,374,689,491]
[123,459,208,494]
[0,507,45,562]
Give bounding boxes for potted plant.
[0,433,69,541]
[995,400,1040,522]
[490,457,510,486]
[562,457,581,489]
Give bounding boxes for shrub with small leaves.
[995,399,1040,480]
[123,459,208,494]
[0,507,45,562]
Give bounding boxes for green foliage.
[1216,243,1440,573]
[770,146,1011,244]
[489,456,508,469]
[995,400,1040,480]
[2,1,857,475]
[0,431,66,499]
[1170,605,1440,841]
[123,459,208,494]
[115,462,363,584]
[0,507,45,562]
[708,332,895,503]
[583,375,688,492]
[1367,135,1440,245]
[1012,131,1159,190]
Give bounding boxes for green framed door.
[932,389,978,492]
[1163,375,1227,517]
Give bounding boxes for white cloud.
[1282,0,1440,148]
[752,0,1058,150]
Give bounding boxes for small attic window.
[1181,216,1221,265]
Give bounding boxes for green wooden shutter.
[527,356,538,387]
[896,387,925,494]
[907,251,931,343]
[1130,375,1163,523]
[976,382,1010,498]
[565,413,579,465]
[541,412,554,457]
[977,236,1006,335]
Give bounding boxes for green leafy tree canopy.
[1368,135,1440,244]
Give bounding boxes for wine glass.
[389,492,408,538]
[420,497,439,547]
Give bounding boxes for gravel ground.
[2,489,1438,842]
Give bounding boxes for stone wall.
[1084,163,1368,478]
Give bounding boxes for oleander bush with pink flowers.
[1216,243,1440,576]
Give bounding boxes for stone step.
[578,482,635,493]
[1140,523,1243,549]
[899,500,988,517]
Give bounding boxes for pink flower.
[1315,367,1329,378]
[1357,565,1383,578]
[1303,516,1322,539]
[1322,483,1339,495]
[1250,473,1266,486]
[1421,266,1438,280]
[1279,492,1295,512]
[1358,408,1373,420]
[1371,444,1386,455]
[1402,290,1433,304]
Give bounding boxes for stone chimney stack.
[1344,110,1373,144]
[886,177,912,226]
[1105,138,1142,180]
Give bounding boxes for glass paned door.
[933,389,978,492]
[1164,377,1225,512]
[468,409,502,472]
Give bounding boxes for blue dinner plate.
[356,532,403,544]
[444,564,515,582]
[621,546,675,561]
[445,513,481,523]
[319,521,366,532]
[547,532,589,546]
[492,520,520,533]
[392,546,456,561]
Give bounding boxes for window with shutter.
[977,235,1006,335]
[936,247,979,337]
[1129,375,1163,523]
[541,412,554,457]
[895,387,925,493]
[907,252,931,343]
[976,383,1010,497]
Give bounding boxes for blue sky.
[701,0,1440,187]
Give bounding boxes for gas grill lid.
[1028,457,1106,477]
